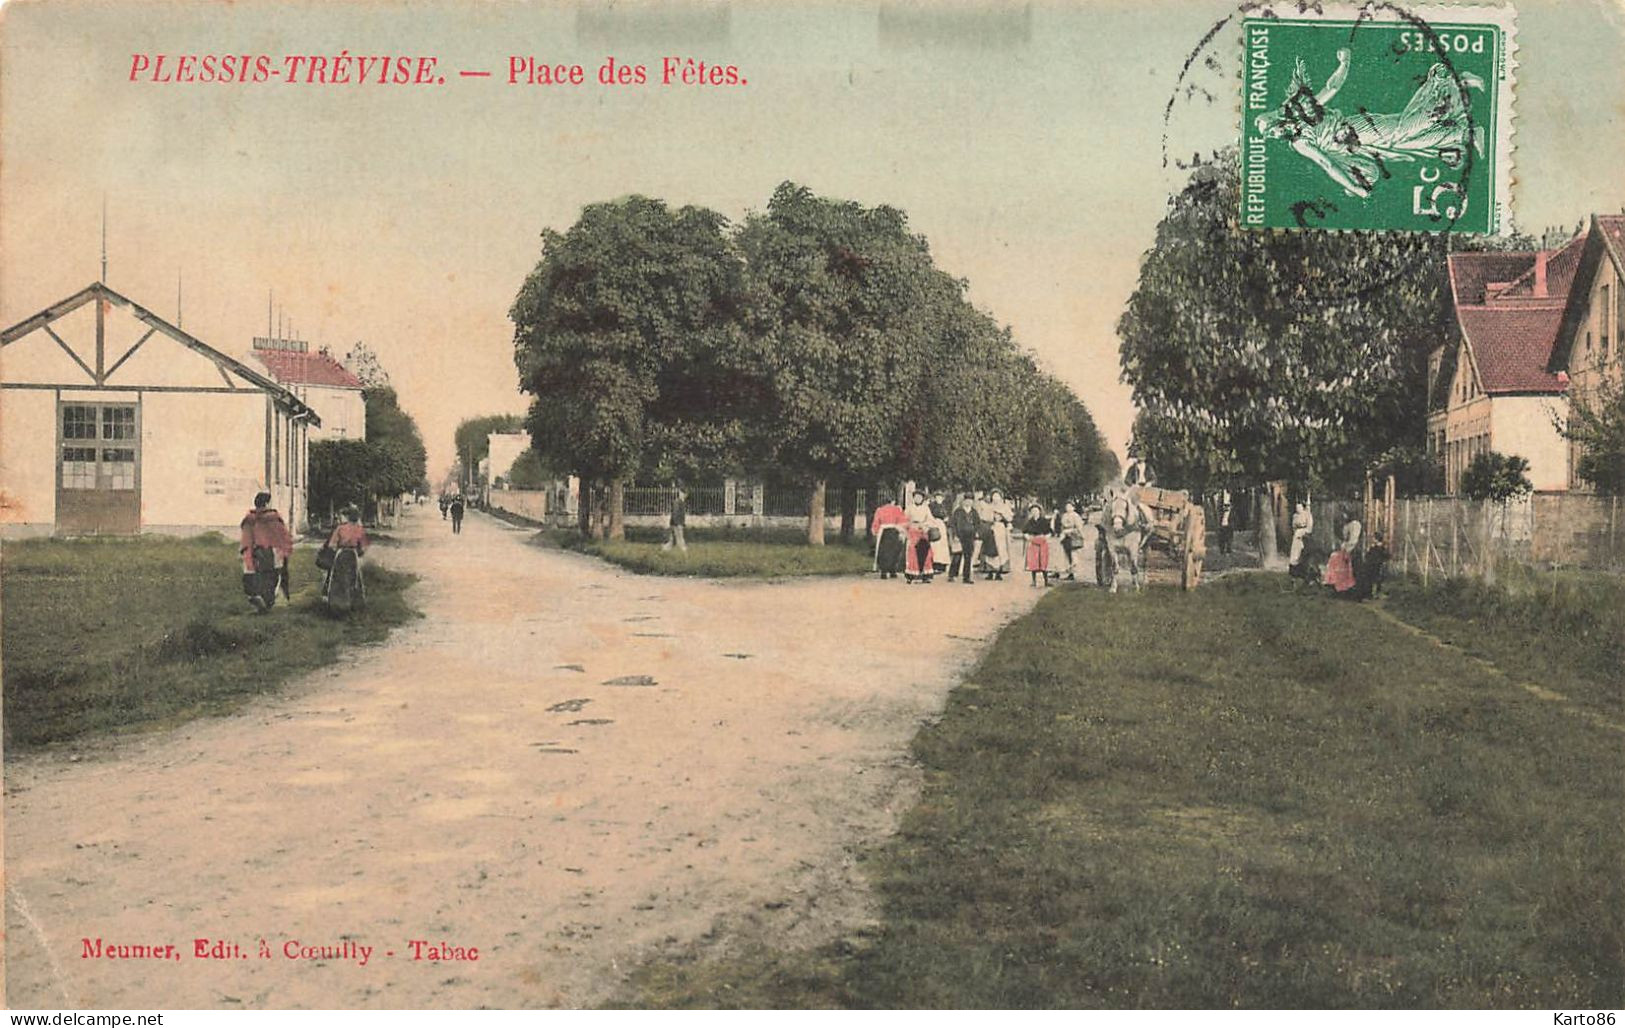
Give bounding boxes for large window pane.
[62,405,97,439]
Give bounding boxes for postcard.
[3,0,1622,1012]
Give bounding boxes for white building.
[486,430,529,485]
[0,283,318,536]
[250,337,366,441]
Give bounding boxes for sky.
[4,0,1623,478]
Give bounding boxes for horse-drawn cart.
[1092,485,1206,591]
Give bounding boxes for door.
[56,401,140,535]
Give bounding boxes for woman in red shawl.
[240,490,294,612]
[870,492,908,580]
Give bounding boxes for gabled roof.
[0,282,320,424]
[253,349,364,389]
[1548,214,1625,374]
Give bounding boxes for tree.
[343,342,391,388]
[738,183,959,544]
[309,386,426,525]
[1459,451,1533,501]
[1561,374,1625,495]
[1119,158,1448,496]
[510,196,751,538]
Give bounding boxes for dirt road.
[4,509,1042,1008]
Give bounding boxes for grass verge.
[2,534,419,751]
[535,524,874,578]
[1379,566,1624,720]
[612,573,1623,1008]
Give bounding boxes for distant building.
[1545,215,1625,491]
[1426,234,1581,493]
[249,337,366,441]
[1,283,318,536]
[486,431,529,485]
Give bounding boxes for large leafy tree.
[738,183,957,543]
[1119,158,1449,496]
[510,196,752,538]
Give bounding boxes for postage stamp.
[1240,3,1517,233]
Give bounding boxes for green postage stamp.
[1241,4,1517,233]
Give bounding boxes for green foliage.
[540,527,872,578]
[1562,372,1625,495]
[1119,158,1446,493]
[504,447,554,489]
[509,186,1118,523]
[511,195,755,485]
[1458,451,1533,501]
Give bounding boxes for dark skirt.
[877,529,906,573]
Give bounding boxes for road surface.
[4,509,1043,1008]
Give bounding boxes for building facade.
[1426,240,1578,494]
[250,338,366,441]
[0,283,318,536]
[1546,215,1625,491]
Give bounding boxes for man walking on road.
[663,487,688,553]
[450,495,465,534]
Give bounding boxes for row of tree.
[509,183,1117,543]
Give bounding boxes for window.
[59,405,139,491]
[103,448,136,489]
[1602,282,1612,356]
[102,406,136,440]
[62,405,98,440]
[61,447,98,489]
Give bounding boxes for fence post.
[1612,496,1619,569]
[1450,499,1459,577]
[1423,497,1431,586]
[1481,501,1496,585]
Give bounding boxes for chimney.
[1534,250,1549,297]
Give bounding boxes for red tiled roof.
[1486,231,1589,300]
[1447,251,1535,306]
[252,350,363,388]
[1457,306,1566,393]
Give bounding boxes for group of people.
[237,491,369,614]
[869,488,1098,587]
[1288,501,1388,600]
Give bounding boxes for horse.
[1104,491,1147,594]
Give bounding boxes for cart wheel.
[1181,507,1206,590]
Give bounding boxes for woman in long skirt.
[870,493,908,579]
[1022,503,1053,587]
[985,490,1014,579]
[904,490,936,583]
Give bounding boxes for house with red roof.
[249,337,367,442]
[1425,220,1610,494]
[1545,215,1625,491]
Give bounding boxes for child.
[1022,503,1052,587]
